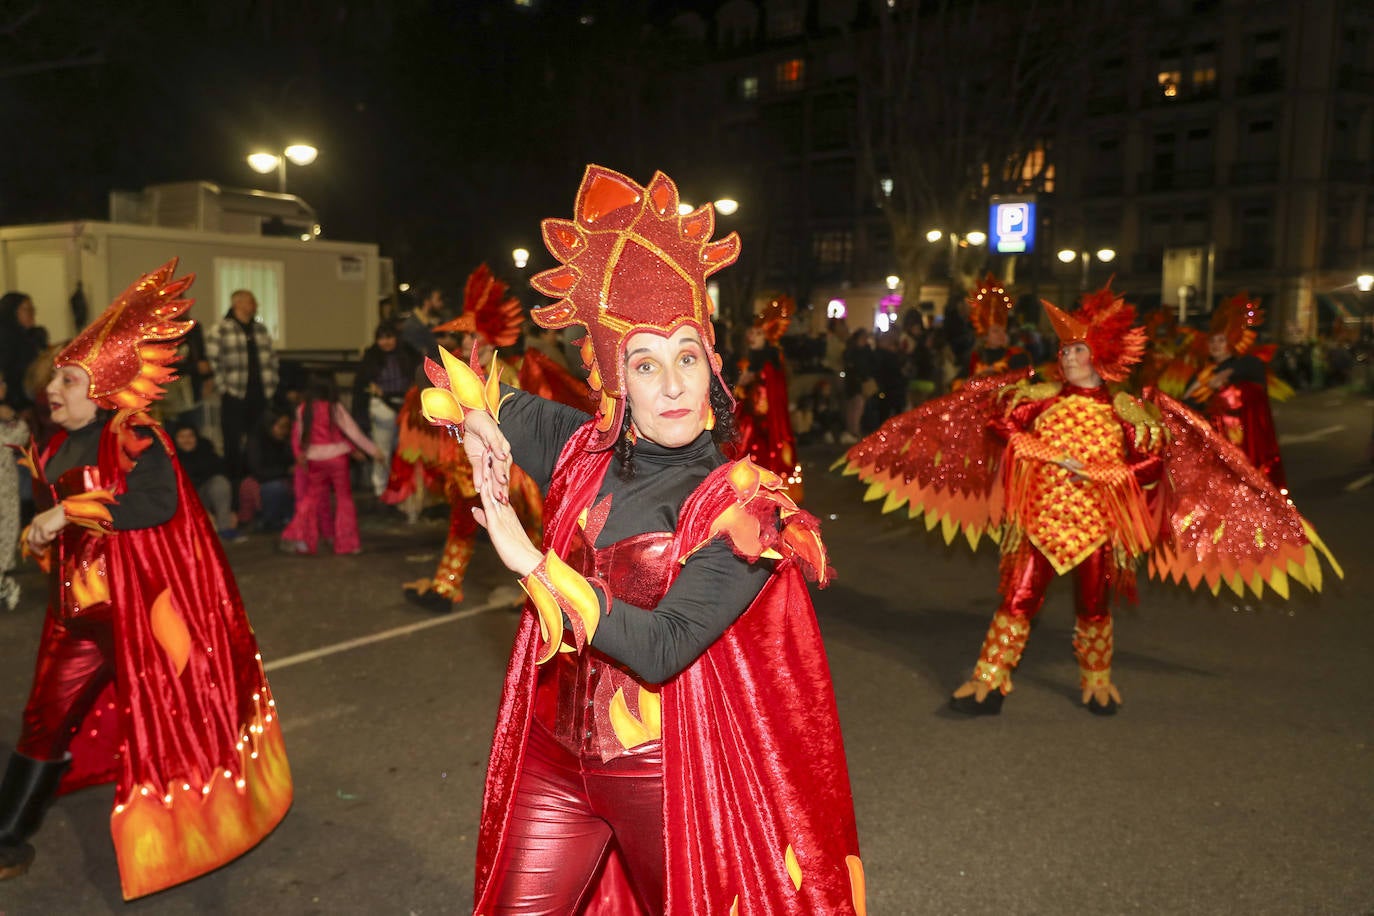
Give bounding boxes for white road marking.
[1345,473,1374,492]
[1277,424,1346,445]
[264,599,512,672]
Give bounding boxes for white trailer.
[0,206,388,355]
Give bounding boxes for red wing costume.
[474,425,861,915]
[5,262,290,898]
[838,284,1340,714]
[729,296,803,500]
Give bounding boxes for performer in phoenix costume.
[1183,292,1289,492]
[958,274,1031,383]
[838,283,1340,716]
[0,262,291,897]
[421,165,863,914]
[383,265,577,609]
[729,295,804,500]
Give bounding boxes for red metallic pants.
[489,721,665,915]
[998,540,1114,623]
[17,613,114,761]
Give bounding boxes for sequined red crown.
[55,260,196,410]
[530,164,740,449]
[1209,291,1263,356]
[967,273,1013,336]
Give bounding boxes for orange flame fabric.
[530,164,741,450]
[55,260,195,411]
[433,263,525,348]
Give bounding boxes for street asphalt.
[1,388,1371,915]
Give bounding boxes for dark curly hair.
[614,373,736,480]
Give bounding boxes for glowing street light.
[964,230,987,246]
[1058,247,1115,290]
[246,143,318,193]
[925,229,943,243]
[1357,274,1374,292]
[714,198,739,216]
[885,275,900,290]
[1096,248,1117,263]
[513,248,530,269]
[1057,248,1078,263]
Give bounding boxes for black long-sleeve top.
[44,419,178,530]
[498,388,773,685]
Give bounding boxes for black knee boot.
[0,752,71,880]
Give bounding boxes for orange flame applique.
[55,260,196,411]
[149,588,191,677]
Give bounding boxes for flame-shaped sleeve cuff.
[419,346,514,432]
[60,490,116,535]
[19,525,53,571]
[519,550,608,664]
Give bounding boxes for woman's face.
[376,332,398,353]
[1059,342,1102,388]
[271,415,292,440]
[16,299,35,328]
[174,427,197,452]
[46,365,99,430]
[1207,332,1231,363]
[623,327,712,449]
[985,324,1009,348]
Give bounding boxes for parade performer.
[729,295,804,500]
[1183,292,1289,492]
[0,262,291,897]
[837,283,1340,716]
[958,274,1031,383]
[383,264,589,609]
[422,165,863,914]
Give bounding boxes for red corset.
[535,526,677,762]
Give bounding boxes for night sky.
[1,0,716,297]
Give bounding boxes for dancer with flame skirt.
[422,166,863,914]
[729,296,804,500]
[838,283,1340,716]
[0,262,290,897]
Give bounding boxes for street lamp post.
[246,143,318,193]
[1057,247,1117,292]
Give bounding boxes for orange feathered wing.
[1144,390,1342,598]
[833,369,1031,550]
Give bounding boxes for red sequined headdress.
[55,260,196,411]
[1042,282,1146,382]
[755,295,794,344]
[433,263,524,348]
[1209,291,1263,356]
[530,164,741,450]
[967,273,1013,336]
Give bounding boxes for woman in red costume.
[0,262,291,897]
[383,264,559,610]
[1183,292,1289,492]
[958,273,1031,383]
[838,283,1340,717]
[422,165,863,915]
[729,296,803,499]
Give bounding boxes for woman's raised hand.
[472,450,542,578]
[462,411,512,494]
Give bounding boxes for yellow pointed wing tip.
[862,480,887,503]
[784,844,803,891]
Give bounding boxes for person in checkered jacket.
[205,290,279,483]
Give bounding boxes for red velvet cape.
[32,416,292,899]
[473,424,863,914]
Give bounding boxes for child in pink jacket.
[281,375,382,555]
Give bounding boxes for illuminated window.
[812,230,853,267]
[1192,42,1217,90]
[739,75,759,100]
[1158,49,1182,98]
[880,177,893,197]
[775,58,805,92]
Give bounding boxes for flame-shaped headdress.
[754,295,794,344]
[433,263,525,348]
[967,273,1013,336]
[55,260,196,410]
[1209,291,1263,356]
[1041,282,1146,382]
[530,164,741,450]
